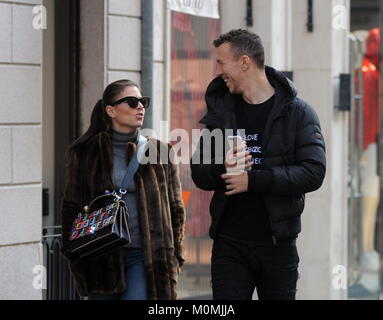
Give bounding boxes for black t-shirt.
[217,94,275,242]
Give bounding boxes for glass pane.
[170,11,221,299]
[348,31,382,299]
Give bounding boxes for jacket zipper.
[267,210,277,246]
[261,105,291,248]
[262,159,278,247]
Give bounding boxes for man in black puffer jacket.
[190,29,326,300]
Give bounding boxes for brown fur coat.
[60,130,185,299]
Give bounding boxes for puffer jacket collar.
[199,65,297,131]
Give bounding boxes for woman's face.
[105,86,145,133]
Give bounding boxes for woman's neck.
[112,128,139,143]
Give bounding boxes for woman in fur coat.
[60,79,186,300]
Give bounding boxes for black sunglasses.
[110,96,150,109]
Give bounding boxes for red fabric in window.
[362,28,380,150]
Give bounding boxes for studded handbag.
[66,135,147,260]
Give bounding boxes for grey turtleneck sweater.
[112,128,142,248]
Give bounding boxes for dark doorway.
[54,0,80,225]
[42,0,81,300]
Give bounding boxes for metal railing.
[347,35,364,286]
[42,226,79,300]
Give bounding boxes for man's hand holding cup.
[221,136,254,196]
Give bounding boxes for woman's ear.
[105,105,115,118]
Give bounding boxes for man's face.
[215,42,243,94]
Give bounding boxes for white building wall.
[330,0,349,300]
[153,0,167,139]
[79,0,106,133]
[0,0,43,300]
[107,0,142,85]
[220,0,247,34]
[107,0,166,136]
[221,0,292,69]
[291,0,349,300]
[80,0,166,135]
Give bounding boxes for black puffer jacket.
[190,66,326,243]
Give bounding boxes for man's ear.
[241,55,250,71]
[105,105,115,118]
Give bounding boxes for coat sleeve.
[190,127,227,191]
[248,101,326,195]
[168,146,186,267]
[60,149,83,261]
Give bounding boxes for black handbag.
[66,135,147,260]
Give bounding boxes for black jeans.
[211,236,300,300]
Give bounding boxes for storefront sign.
[167,0,220,19]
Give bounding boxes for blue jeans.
[89,247,148,300]
[211,236,300,300]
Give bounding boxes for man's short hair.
[213,29,265,69]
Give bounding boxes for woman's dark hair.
[213,29,265,69]
[68,79,139,152]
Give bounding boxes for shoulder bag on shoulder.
[66,135,147,260]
